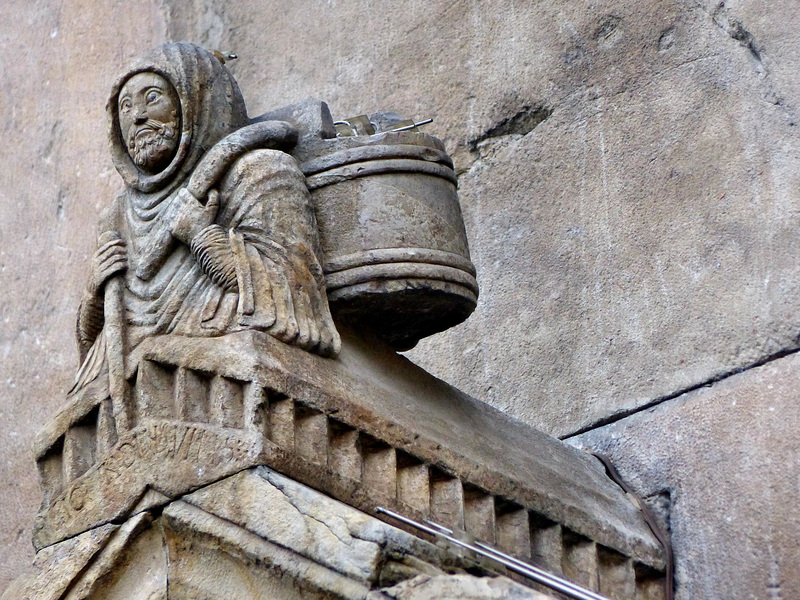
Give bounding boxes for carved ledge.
[34,327,666,593]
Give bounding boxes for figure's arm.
[76,292,104,361]
[168,188,238,291]
[167,149,339,357]
[76,232,127,359]
[210,149,340,357]
[168,121,300,291]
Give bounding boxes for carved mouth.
[129,119,171,145]
[135,126,159,139]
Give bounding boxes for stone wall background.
[1,0,798,597]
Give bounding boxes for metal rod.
[423,519,608,600]
[389,118,433,132]
[377,507,612,600]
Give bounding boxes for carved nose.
[134,112,147,125]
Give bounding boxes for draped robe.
[71,42,339,403]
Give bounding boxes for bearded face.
[118,72,181,174]
[127,118,177,170]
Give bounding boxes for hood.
[107,42,249,193]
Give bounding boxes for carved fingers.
[291,263,325,353]
[264,254,337,356]
[264,259,299,344]
[293,288,316,351]
[169,188,220,245]
[89,232,127,294]
[318,322,341,357]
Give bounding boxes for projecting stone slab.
[32,325,665,596]
[126,326,664,568]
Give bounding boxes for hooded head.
[107,42,249,193]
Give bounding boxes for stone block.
[9,468,569,599]
[329,421,364,482]
[463,486,495,545]
[183,468,384,584]
[571,351,800,599]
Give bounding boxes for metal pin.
[388,118,433,132]
[211,50,238,64]
[334,121,356,137]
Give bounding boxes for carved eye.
[119,98,131,112]
[146,89,161,104]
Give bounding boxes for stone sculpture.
[75,42,339,406]
[9,42,669,600]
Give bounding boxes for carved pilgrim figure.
[72,42,340,400]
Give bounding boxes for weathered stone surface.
[368,574,556,600]
[183,468,385,584]
[33,327,665,578]
[403,0,800,438]
[12,467,564,600]
[4,0,800,596]
[570,350,800,599]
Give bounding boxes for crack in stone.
[468,104,553,151]
[700,1,796,124]
[710,3,764,70]
[768,551,783,599]
[562,343,800,439]
[267,475,364,549]
[180,488,382,587]
[160,519,171,600]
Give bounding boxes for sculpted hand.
[88,231,127,295]
[169,188,220,245]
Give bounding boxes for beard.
[127,119,178,173]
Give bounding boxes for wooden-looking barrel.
[299,131,478,350]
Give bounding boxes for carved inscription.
[34,421,264,549]
[97,422,254,485]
